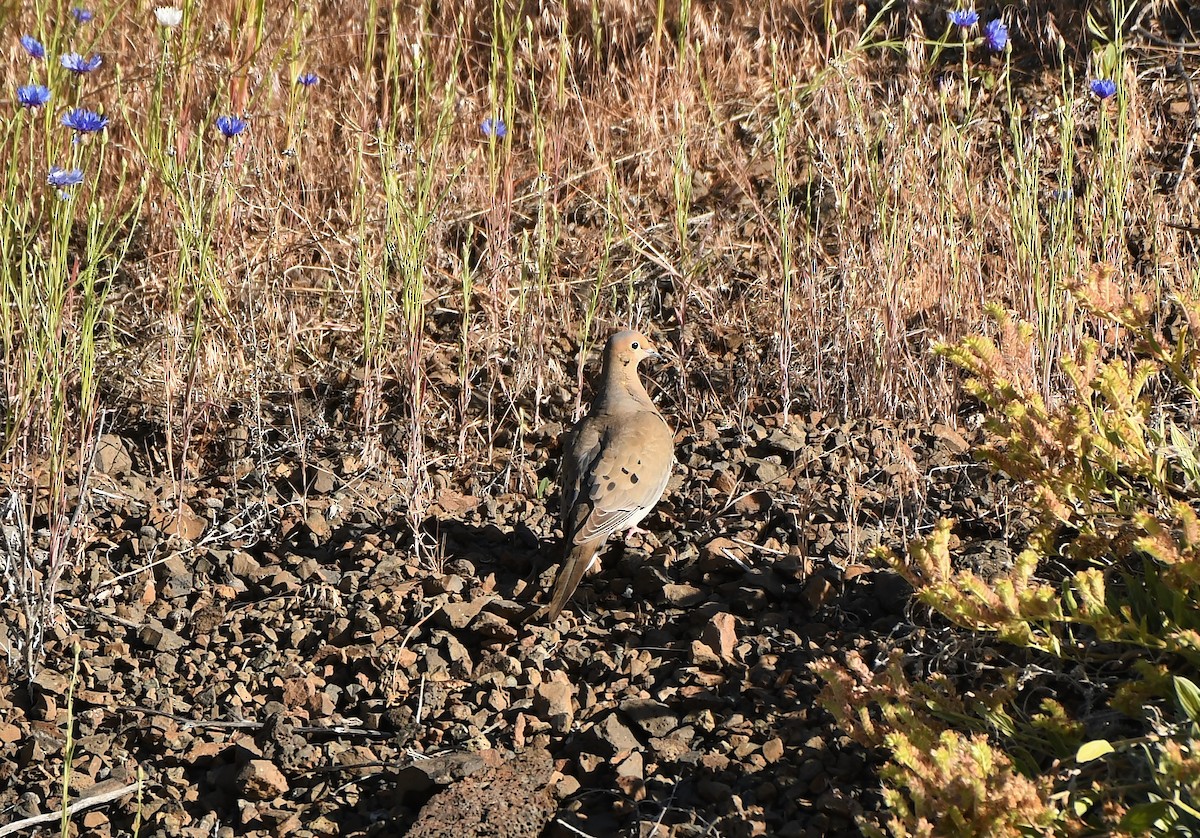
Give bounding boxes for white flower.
[155,6,183,26]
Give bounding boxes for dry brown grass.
[2,0,1199,482]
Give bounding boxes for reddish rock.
[237,760,289,801]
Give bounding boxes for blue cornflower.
[71,7,94,23]
[296,72,319,88]
[1090,79,1117,100]
[47,166,84,187]
[481,117,507,138]
[983,19,1008,51]
[948,8,979,28]
[61,53,102,73]
[61,107,109,132]
[216,115,247,138]
[17,84,52,109]
[20,35,46,59]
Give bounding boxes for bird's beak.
[644,346,674,369]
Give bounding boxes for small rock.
[690,640,720,668]
[32,668,71,695]
[803,570,838,610]
[661,583,706,607]
[733,490,771,516]
[614,752,646,801]
[590,710,642,755]
[394,752,490,794]
[149,502,207,541]
[615,750,643,780]
[31,693,57,722]
[746,458,787,483]
[438,631,473,675]
[817,790,855,816]
[553,773,580,798]
[763,427,806,454]
[230,551,263,578]
[159,555,194,599]
[439,598,490,629]
[138,621,187,652]
[932,423,971,454]
[700,537,747,571]
[431,490,480,517]
[872,571,913,615]
[473,611,520,641]
[698,612,737,664]
[650,735,695,762]
[95,434,132,476]
[262,568,301,594]
[305,510,331,539]
[533,673,574,733]
[710,468,738,494]
[620,699,676,738]
[237,760,289,801]
[310,463,336,494]
[423,574,465,596]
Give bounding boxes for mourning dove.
[531,330,675,622]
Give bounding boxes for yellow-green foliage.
[904,264,1200,660]
[819,264,1200,835]
[814,651,1062,837]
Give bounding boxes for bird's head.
[604,330,661,371]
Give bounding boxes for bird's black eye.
[631,341,639,350]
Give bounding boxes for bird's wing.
[562,410,674,546]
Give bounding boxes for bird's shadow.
[420,512,675,620]
[421,514,554,600]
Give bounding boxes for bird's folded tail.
[525,541,601,623]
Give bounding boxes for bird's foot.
[622,525,656,548]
